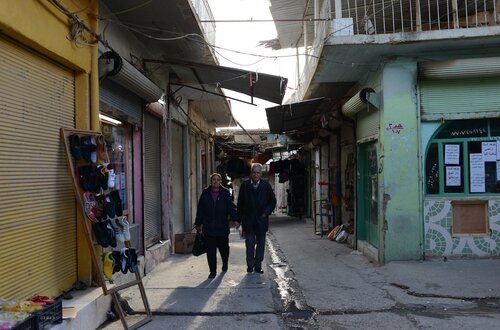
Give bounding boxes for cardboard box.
[174,232,196,254]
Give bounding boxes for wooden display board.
[61,128,152,329]
[452,200,489,236]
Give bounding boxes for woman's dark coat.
[195,186,237,236]
[237,179,277,234]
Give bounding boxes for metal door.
[358,142,379,248]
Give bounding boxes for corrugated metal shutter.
[420,77,500,121]
[0,37,76,300]
[357,108,380,142]
[100,79,142,124]
[143,112,161,247]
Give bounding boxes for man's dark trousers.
[245,224,266,269]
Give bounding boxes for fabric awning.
[265,97,325,134]
[161,58,288,104]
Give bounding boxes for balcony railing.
[333,0,498,35]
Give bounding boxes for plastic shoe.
[107,169,115,189]
[94,193,106,221]
[80,135,96,163]
[112,219,125,243]
[96,135,107,162]
[82,192,97,221]
[119,217,131,241]
[111,251,122,274]
[92,221,109,247]
[120,248,130,274]
[105,196,116,219]
[101,252,114,280]
[104,220,117,248]
[68,134,81,160]
[128,248,137,273]
[110,190,123,216]
[97,164,109,190]
[78,166,91,192]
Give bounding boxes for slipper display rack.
[61,128,152,330]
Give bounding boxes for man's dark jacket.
[237,179,277,234]
[195,186,237,236]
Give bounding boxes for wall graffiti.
[386,123,404,134]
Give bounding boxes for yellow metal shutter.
[0,37,76,300]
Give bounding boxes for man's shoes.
[254,267,264,274]
[247,267,253,273]
[222,264,228,272]
[208,272,216,279]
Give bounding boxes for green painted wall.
[381,60,423,261]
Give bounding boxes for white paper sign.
[482,141,496,162]
[470,153,485,193]
[445,166,461,186]
[497,141,500,160]
[444,144,460,165]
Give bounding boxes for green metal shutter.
[0,37,76,300]
[143,112,162,247]
[357,108,380,142]
[420,77,500,121]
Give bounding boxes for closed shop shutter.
[357,108,380,142]
[100,80,142,125]
[171,122,185,235]
[420,77,500,121]
[0,37,76,300]
[143,112,161,247]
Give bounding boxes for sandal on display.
[81,135,97,163]
[97,164,109,190]
[120,248,130,274]
[112,219,125,243]
[107,169,116,189]
[105,195,116,219]
[101,252,114,280]
[96,135,108,161]
[110,190,123,217]
[119,216,131,241]
[104,219,117,248]
[111,250,122,274]
[82,192,97,221]
[92,221,109,247]
[128,248,138,273]
[68,134,81,160]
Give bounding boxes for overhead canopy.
[161,58,288,105]
[266,98,325,134]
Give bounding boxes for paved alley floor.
[100,214,500,329]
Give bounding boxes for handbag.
[192,232,207,256]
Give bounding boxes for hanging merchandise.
[61,128,151,329]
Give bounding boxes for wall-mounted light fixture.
[99,114,122,125]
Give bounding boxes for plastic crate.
[33,300,62,330]
[12,315,37,330]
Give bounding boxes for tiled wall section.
[424,199,500,257]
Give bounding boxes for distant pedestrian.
[237,163,277,274]
[195,173,239,279]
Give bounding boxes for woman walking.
[195,173,239,279]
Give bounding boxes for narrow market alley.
[98,214,500,330]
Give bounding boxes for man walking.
[237,163,276,273]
